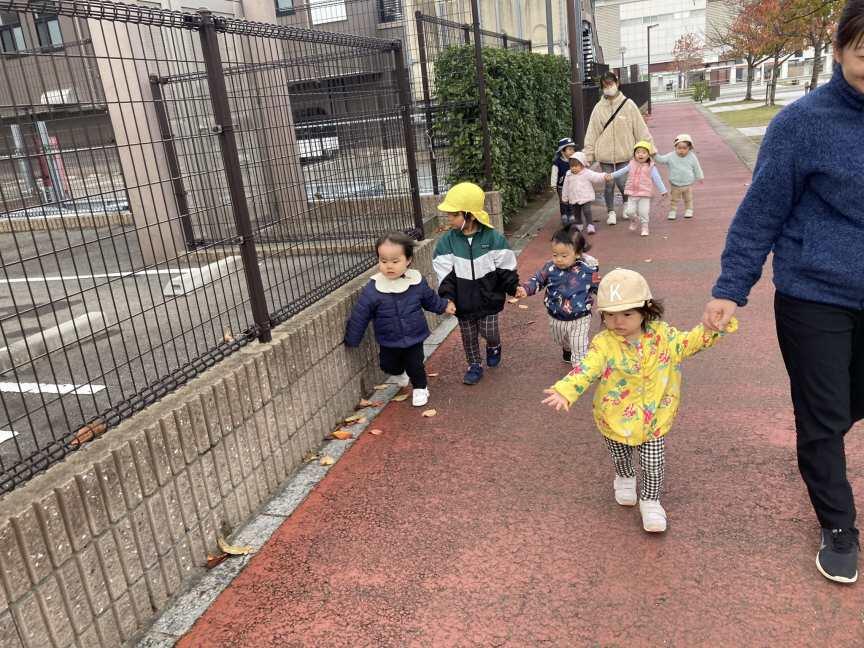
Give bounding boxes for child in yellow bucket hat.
[604,141,668,237]
[433,182,519,385]
[542,268,737,533]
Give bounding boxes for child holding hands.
[654,133,704,220]
[560,152,608,234]
[605,141,668,237]
[542,268,736,533]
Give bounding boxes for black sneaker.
[562,349,572,364]
[816,528,859,584]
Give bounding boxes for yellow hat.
[596,268,653,313]
[436,182,491,228]
[633,140,654,155]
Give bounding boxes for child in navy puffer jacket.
[515,225,599,366]
[345,232,455,407]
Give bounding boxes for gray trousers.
[599,162,628,212]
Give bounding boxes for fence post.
[415,12,439,196]
[463,25,471,44]
[197,10,272,343]
[393,42,425,240]
[149,75,197,250]
[502,33,508,49]
[469,0,493,190]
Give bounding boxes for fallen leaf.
[344,413,364,423]
[303,451,319,463]
[527,320,536,324]
[374,383,389,390]
[332,429,352,440]
[369,428,384,436]
[356,399,384,409]
[206,553,229,569]
[518,304,529,310]
[427,372,439,378]
[319,455,335,466]
[69,420,107,448]
[507,297,519,304]
[421,409,437,418]
[644,258,653,263]
[223,328,234,343]
[392,393,409,402]
[217,536,253,556]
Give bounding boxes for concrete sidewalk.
[176,103,863,647]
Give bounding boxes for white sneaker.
[606,211,617,225]
[667,210,677,220]
[639,500,667,533]
[613,476,637,506]
[684,209,693,219]
[641,225,650,237]
[393,372,410,387]
[412,388,429,407]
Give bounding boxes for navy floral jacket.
[522,254,599,321]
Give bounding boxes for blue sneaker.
[486,345,502,368]
[463,364,484,385]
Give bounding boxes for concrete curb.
[694,102,759,172]
[134,195,558,647]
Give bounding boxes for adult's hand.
[702,299,737,331]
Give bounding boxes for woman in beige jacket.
[583,72,653,226]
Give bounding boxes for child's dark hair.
[375,231,415,259]
[552,224,591,255]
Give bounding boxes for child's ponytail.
[552,224,591,255]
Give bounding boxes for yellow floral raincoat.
[551,319,738,445]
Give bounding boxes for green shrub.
[692,81,710,103]
[433,46,571,222]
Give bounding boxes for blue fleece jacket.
[713,66,864,310]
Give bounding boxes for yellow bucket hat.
[633,140,654,155]
[436,182,491,228]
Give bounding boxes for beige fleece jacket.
[582,93,653,166]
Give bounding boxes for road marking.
[0,430,18,444]
[0,382,106,395]
[0,268,187,284]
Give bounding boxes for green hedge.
[433,46,571,222]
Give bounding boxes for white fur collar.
[372,268,422,293]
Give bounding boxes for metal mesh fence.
[0,1,420,493]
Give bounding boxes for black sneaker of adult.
[816,528,859,584]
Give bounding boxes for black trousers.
[379,343,427,389]
[775,292,864,530]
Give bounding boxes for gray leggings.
[599,162,628,211]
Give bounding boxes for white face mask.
[603,85,619,98]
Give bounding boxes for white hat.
[568,151,589,166]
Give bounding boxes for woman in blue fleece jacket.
[703,0,864,585]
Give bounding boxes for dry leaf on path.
[392,393,409,402]
[507,297,519,304]
[527,320,536,325]
[303,451,319,463]
[319,455,335,466]
[427,372,439,378]
[206,553,229,569]
[356,399,384,409]
[369,428,384,436]
[217,536,254,556]
[421,409,437,418]
[518,304,529,310]
[331,429,352,440]
[644,258,652,263]
[344,413,364,423]
[374,383,389,390]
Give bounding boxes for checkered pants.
[458,314,500,365]
[549,315,591,366]
[604,436,666,501]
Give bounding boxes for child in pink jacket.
[606,141,668,237]
[561,152,607,235]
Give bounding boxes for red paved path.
[180,103,863,647]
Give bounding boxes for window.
[275,0,295,16]
[0,12,25,53]
[34,13,62,48]
[309,0,346,25]
[378,0,402,23]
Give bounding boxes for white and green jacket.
[433,226,519,319]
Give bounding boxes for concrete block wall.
[0,239,443,648]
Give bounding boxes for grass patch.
[715,104,784,129]
[709,98,763,108]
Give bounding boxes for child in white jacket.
[560,152,607,235]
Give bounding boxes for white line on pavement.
[0,382,106,395]
[0,430,18,444]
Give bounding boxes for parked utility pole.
[470,0,493,189]
[567,0,585,147]
[545,0,554,54]
[647,23,659,115]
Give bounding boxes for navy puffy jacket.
[344,274,449,348]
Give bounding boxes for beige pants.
[670,185,694,211]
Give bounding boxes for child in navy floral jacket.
[515,225,599,365]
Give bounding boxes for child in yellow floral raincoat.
[542,268,737,533]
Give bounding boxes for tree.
[671,32,703,89]
[789,0,842,90]
[706,0,770,101]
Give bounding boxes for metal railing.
[0,0,422,493]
